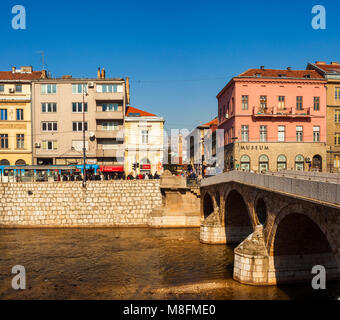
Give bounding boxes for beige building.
[32,68,129,172]
[124,106,164,175]
[0,66,44,166]
[307,61,340,172]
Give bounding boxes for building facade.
[307,61,340,172]
[124,106,164,176]
[31,68,129,173]
[217,67,328,172]
[0,66,44,166]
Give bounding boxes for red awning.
[99,166,124,172]
[141,164,151,170]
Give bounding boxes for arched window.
[295,155,304,171]
[15,159,26,166]
[240,155,250,171]
[277,155,287,171]
[259,155,269,172]
[0,159,10,165]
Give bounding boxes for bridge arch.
[202,192,214,219]
[255,197,267,226]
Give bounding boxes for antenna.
[36,51,46,70]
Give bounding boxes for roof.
[125,106,156,117]
[200,117,218,128]
[238,68,323,79]
[0,71,43,81]
[313,63,340,75]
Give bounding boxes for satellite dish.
[89,132,95,138]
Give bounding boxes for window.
[72,102,88,113]
[0,134,8,149]
[0,109,8,120]
[335,87,340,100]
[141,130,149,144]
[102,103,119,112]
[335,110,340,123]
[97,84,122,93]
[313,126,320,142]
[277,155,287,171]
[16,109,24,120]
[0,85,4,92]
[260,125,267,142]
[42,103,57,113]
[296,126,303,142]
[278,96,285,110]
[42,140,58,150]
[334,156,340,169]
[41,84,56,94]
[296,96,303,110]
[42,122,57,132]
[241,125,249,142]
[295,155,304,171]
[241,95,248,110]
[15,84,22,92]
[278,126,285,142]
[260,96,267,109]
[72,122,88,132]
[101,121,116,131]
[259,155,269,172]
[72,84,88,94]
[16,134,24,149]
[240,155,250,171]
[314,97,320,111]
[335,133,340,146]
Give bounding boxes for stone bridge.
[200,171,340,285]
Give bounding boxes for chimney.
[101,68,106,79]
[287,67,292,71]
[125,77,130,105]
[12,66,16,73]
[330,62,339,65]
[260,66,265,70]
[315,61,326,65]
[41,70,47,79]
[21,66,33,73]
[97,67,101,79]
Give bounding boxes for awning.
[141,164,151,170]
[99,166,124,172]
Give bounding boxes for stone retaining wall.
[0,181,162,227]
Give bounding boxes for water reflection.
[0,228,338,300]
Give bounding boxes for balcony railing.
[95,111,124,120]
[252,106,311,118]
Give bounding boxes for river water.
[0,228,339,300]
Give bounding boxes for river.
[0,228,339,300]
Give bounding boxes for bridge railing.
[201,170,340,205]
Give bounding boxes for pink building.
[217,67,328,172]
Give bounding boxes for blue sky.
[0,0,339,131]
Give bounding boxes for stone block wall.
[0,181,162,227]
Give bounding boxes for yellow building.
[0,66,44,165]
[124,106,164,176]
[308,61,340,172]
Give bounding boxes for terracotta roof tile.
[315,63,340,74]
[238,69,323,79]
[125,106,156,117]
[0,71,43,81]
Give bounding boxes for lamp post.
[82,84,88,188]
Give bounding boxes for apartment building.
[307,61,340,172]
[124,106,164,175]
[0,66,44,165]
[32,68,129,172]
[217,67,328,172]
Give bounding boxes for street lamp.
[82,84,88,188]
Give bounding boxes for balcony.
[252,106,311,118]
[95,111,124,120]
[95,129,124,139]
[96,148,124,158]
[94,92,124,101]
